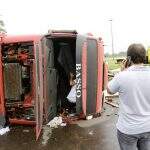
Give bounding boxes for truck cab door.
[86,38,103,115]
[0,44,5,127]
[42,38,57,123]
[34,43,44,140]
[76,36,104,117]
[76,35,86,115]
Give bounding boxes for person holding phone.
[107,43,150,150]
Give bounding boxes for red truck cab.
[0,30,107,140]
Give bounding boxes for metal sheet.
[45,68,57,122]
[3,63,22,101]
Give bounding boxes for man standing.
[107,44,150,150]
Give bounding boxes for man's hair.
[127,43,146,64]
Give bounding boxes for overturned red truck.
[0,30,108,139]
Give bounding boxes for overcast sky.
[0,0,150,53]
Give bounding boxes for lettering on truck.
[76,64,82,98]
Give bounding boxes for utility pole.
[109,19,114,59]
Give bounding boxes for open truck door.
[42,37,57,123]
[0,42,5,127]
[76,36,104,117]
[34,43,44,140]
[0,35,44,140]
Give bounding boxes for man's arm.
[107,59,127,94]
[107,74,120,94]
[107,86,115,95]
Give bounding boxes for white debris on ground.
[86,115,93,120]
[60,123,67,127]
[42,116,66,145]
[22,129,30,133]
[0,127,10,135]
[88,130,94,135]
[47,116,66,128]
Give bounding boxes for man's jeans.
[117,130,150,150]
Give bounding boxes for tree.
[0,19,6,33]
[118,51,126,57]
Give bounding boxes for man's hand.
[121,59,127,71]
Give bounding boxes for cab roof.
[1,35,42,44]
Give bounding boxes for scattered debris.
[42,116,67,145]
[88,130,94,135]
[109,68,121,75]
[105,101,119,108]
[0,126,10,135]
[22,129,30,133]
[59,108,80,124]
[47,117,63,128]
[86,115,93,120]
[108,73,114,78]
[105,94,119,101]
[69,113,76,117]
[104,90,119,108]
[60,123,67,127]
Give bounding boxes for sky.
[0,0,150,53]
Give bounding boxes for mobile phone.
[125,56,132,68]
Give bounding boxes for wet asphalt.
[0,104,120,150]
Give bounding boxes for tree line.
[105,51,126,57]
[0,18,6,33]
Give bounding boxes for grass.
[105,57,150,71]
[105,57,124,70]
